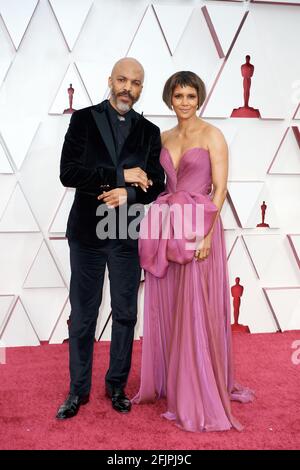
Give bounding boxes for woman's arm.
[195,126,228,261]
[207,126,228,236]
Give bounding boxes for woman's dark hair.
[162,71,206,110]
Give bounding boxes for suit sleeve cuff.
[116,167,125,187]
[126,187,137,204]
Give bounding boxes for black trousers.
[68,239,141,396]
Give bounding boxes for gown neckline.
[162,147,209,173]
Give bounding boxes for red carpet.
[0,331,300,450]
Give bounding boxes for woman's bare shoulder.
[205,122,225,140]
[201,123,228,156]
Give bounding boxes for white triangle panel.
[127,5,175,116]
[264,288,300,332]
[246,186,280,229]
[203,3,245,57]
[152,4,193,55]
[224,230,238,259]
[0,143,13,173]
[293,103,300,120]
[149,116,176,132]
[253,0,300,4]
[0,58,12,87]
[287,234,300,269]
[0,295,15,334]
[0,175,15,218]
[269,127,300,175]
[228,119,285,180]
[49,238,71,285]
[49,189,74,234]
[243,234,299,286]
[161,6,220,108]
[1,118,40,170]
[22,288,68,340]
[0,184,40,232]
[204,15,285,118]
[286,295,300,331]
[76,60,109,105]
[49,64,92,115]
[0,297,40,347]
[267,177,300,233]
[0,233,42,291]
[23,240,65,288]
[227,181,264,228]
[49,297,70,344]
[220,198,239,229]
[18,117,72,232]
[0,0,38,50]
[49,0,93,51]
[0,22,14,96]
[0,339,5,363]
[228,238,278,333]
[242,234,281,278]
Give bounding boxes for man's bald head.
[108,57,144,113]
[111,57,144,83]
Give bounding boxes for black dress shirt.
[107,101,136,203]
[107,100,133,156]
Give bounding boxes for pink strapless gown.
[132,147,254,432]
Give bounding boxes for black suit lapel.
[91,103,117,166]
[91,101,145,165]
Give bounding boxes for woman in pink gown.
[132,71,254,432]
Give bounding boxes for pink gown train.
[132,147,254,432]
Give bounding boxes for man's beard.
[110,89,136,113]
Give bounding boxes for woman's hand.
[194,233,212,261]
[131,179,153,191]
[124,167,149,191]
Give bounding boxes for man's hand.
[124,167,149,192]
[97,188,127,208]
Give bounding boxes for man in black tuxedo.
[56,58,165,419]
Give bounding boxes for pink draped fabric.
[132,148,254,432]
[138,189,218,278]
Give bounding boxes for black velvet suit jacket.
[60,100,165,246]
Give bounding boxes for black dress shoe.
[56,393,89,420]
[105,386,131,413]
